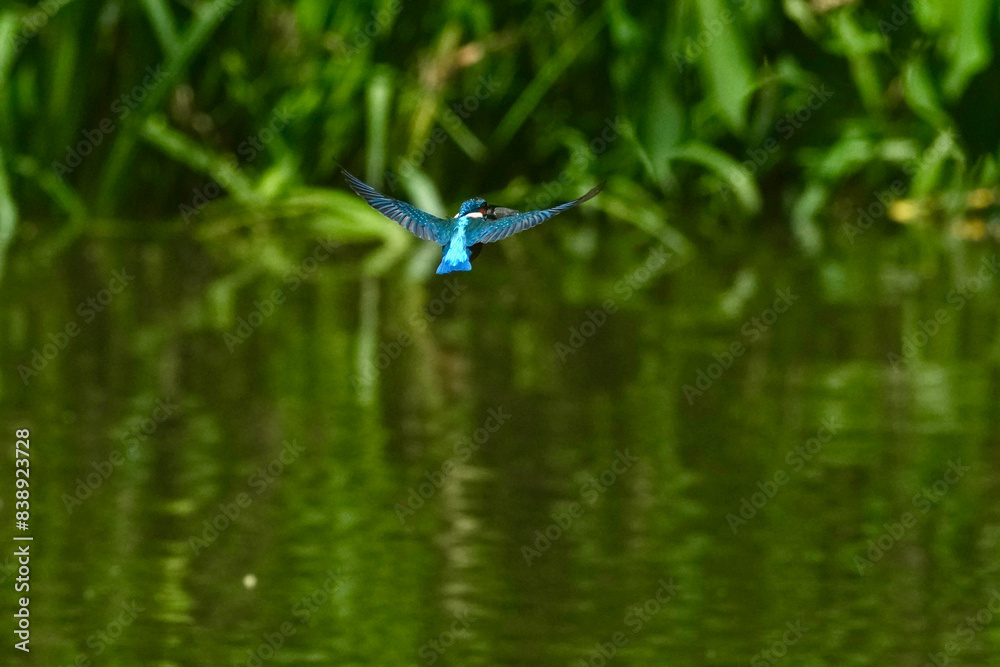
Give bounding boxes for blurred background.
[1,0,1000,664]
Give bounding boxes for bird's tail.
[436,255,472,274]
[436,242,472,274]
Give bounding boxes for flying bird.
[342,169,603,274]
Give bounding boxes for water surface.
[1,228,999,666]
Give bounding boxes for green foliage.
[0,0,998,280]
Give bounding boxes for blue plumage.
[341,170,448,243]
[457,198,487,217]
[342,169,602,274]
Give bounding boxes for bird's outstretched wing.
[342,169,449,244]
[467,183,603,244]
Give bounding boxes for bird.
[341,169,603,274]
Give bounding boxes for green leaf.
[902,56,951,127]
[693,0,755,134]
[938,0,994,99]
[828,10,884,114]
[491,9,606,148]
[673,141,762,215]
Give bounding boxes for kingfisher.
[342,169,603,274]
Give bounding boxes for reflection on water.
[1,231,999,666]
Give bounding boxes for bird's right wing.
[467,184,603,244]
[342,169,450,244]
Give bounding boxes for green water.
[1,229,999,666]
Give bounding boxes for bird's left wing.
[467,183,603,244]
[342,169,449,243]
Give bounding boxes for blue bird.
[342,169,603,274]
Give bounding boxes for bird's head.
[456,198,487,218]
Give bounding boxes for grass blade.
[491,9,606,148]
